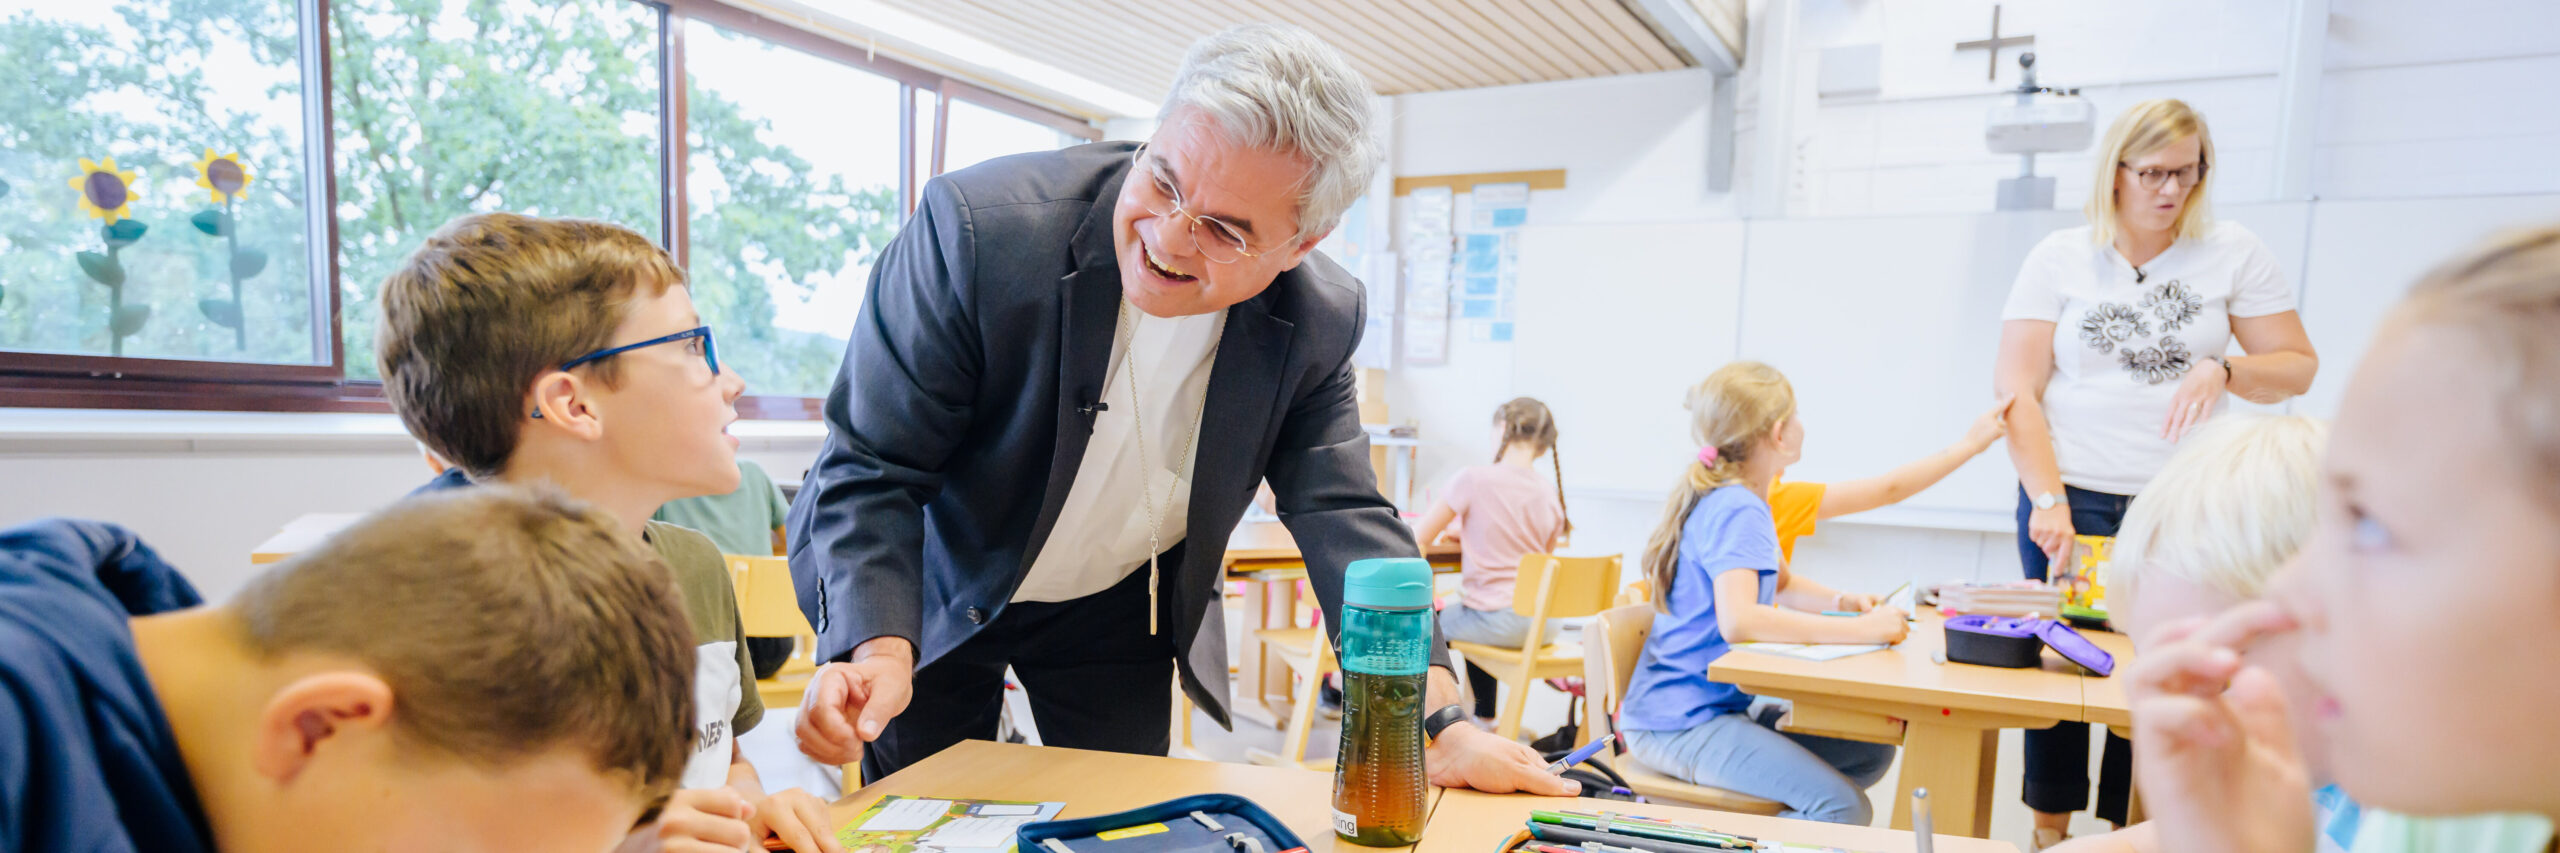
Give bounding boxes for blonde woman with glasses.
[1992,98,2320,849]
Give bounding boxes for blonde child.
[1412,397,1573,723]
[2043,413,2347,853]
[2130,227,2560,853]
[1617,362,1911,824]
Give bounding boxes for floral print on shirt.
[2142,280,2203,332]
[2119,334,2194,384]
[2079,303,2150,354]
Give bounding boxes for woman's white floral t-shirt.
[2003,221,2297,495]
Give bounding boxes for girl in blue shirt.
[1619,361,1914,824]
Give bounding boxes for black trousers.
[861,566,1176,784]
[2014,485,2135,825]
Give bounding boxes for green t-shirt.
[644,520,764,789]
[2352,810,2554,853]
[652,460,789,557]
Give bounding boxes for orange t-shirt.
[1768,480,1826,565]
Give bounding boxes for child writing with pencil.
[1411,397,1573,724]
[2129,227,2560,853]
[1617,362,1910,825]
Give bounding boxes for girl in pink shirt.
[1411,397,1572,723]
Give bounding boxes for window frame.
[0,0,1102,419]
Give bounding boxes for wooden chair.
[727,555,823,709]
[726,555,859,783]
[1243,622,1338,771]
[1447,553,1621,742]
[1583,604,1784,815]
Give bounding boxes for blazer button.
[966,607,986,625]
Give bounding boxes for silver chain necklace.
[1113,298,1223,636]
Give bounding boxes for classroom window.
[682,19,904,400]
[329,0,664,381]
[940,96,1080,175]
[0,0,1097,414]
[0,0,323,367]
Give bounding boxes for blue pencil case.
[1018,795,1309,853]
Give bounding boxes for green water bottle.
[1330,557,1433,846]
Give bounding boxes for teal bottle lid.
[1343,557,1435,610]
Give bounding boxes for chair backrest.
[1509,553,1624,621]
[1581,604,1657,745]
[726,554,816,638]
[1616,579,1653,607]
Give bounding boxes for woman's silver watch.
[2033,491,2067,511]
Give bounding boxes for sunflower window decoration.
[70,157,151,357]
[190,149,263,349]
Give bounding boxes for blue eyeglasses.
[560,325,719,375]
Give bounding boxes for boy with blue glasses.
[376,212,845,853]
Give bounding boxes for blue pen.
[1545,732,1618,774]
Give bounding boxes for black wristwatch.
[1423,703,1471,746]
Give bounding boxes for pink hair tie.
[1697,446,1720,465]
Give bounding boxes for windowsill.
[0,408,829,453]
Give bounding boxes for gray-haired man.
[786,24,1573,793]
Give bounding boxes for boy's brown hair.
[2396,225,2560,510]
[376,212,684,478]
[231,486,697,805]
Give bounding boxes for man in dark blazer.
[785,24,1571,794]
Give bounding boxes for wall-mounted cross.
[1956,5,2035,81]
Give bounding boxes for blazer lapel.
[1186,296,1293,559]
[1017,172,1127,578]
[1175,289,1293,726]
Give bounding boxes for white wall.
[1792,0,2560,213]
[1380,0,2560,598]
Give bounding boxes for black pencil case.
[1019,794,1308,853]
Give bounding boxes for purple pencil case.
[1943,614,2116,676]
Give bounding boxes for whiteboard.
[1512,222,1748,498]
[1504,196,2556,524]
[1735,211,2074,516]
[2294,193,2560,419]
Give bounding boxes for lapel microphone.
[2134,265,2148,284]
[1075,401,1109,418]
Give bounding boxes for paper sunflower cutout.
[192,149,253,203]
[69,157,139,223]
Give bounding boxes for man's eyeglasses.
[560,325,719,375]
[1131,142,1276,265]
[2119,161,2208,192]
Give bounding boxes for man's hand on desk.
[1425,723,1579,796]
[796,637,916,765]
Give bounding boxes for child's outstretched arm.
[1714,569,1907,646]
[1410,501,1458,555]
[1816,396,2013,520]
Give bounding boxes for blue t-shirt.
[0,519,211,853]
[1621,485,1780,732]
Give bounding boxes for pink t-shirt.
[1443,463,1567,613]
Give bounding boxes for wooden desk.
[1224,521,1461,727]
[249,512,362,564]
[1417,790,2018,853]
[2079,626,2138,732]
[831,740,1432,853]
[1707,608,2099,839]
